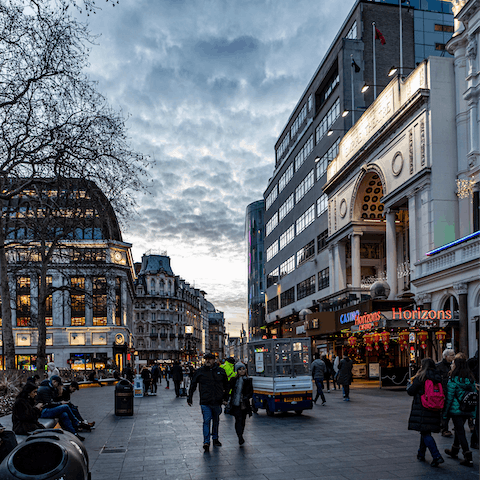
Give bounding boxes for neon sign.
[340,310,360,324]
[355,311,381,331]
[392,308,452,320]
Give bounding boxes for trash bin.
[115,379,134,416]
[0,429,89,480]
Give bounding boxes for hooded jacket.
[443,376,476,418]
[407,369,443,432]
[188,364,229,406]
[311,359,326,380]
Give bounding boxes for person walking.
[165,364,171,389]
[443,353,476,467]
[151,363,160,394]
[322,355,334,392]
[227,362,253,446]
[122,363,134,383]
[311,353,326,405]
[171,361,184,397]
[187,353,229,452]
[140,366,151,395]
[407,358,444,467]
[332,354,339,390]
[220,357,237,381]
[436,348,455,437]
[336,354,353,401]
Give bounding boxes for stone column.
[421,293,432,312]
[85,276,93,326]
[328,246,335,294]
[407,192,417,274]
[350,232,362,291]
[454,283,468,354]
[30,275,38,327]
[334,242,346,292]
[121,277,128,326]
[106,274,116,326]
[385,209,398,299]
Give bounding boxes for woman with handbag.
[407,358,444,467]
[443,353,476,467]
[227,362,253,446]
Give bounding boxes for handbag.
[224,400,232,415]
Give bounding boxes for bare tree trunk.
[36,267,47,378]
[0,216,15,370]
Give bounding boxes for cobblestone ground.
[74,382,479,480]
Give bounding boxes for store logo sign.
[340,310,359,324]
[355,311,381,331]
[392,308,452,320]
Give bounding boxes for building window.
[316,138,340,179]
[267,296,279,314]
[266,185,278,211]
[294,135,314,172]
[266,241,279,262]
[318,72,340,108]
[317,230,328,251]
[115,277,122,326]
[279,163,294,193]
[434,24,453,32]
[71,277,85,326]
[291,104,308,139]
[308,94,313,112]
[92,277,107,326]
[295,169,315,203]
[317,194,328,216]
[315,98,340,143]
[280,287,295,308]
[279,225,295,250]
[346,21,357,39]
[318,268,329,291]
[296,204,315,235]
[435,43,446,51]
[150,278,155,294]
[267,268,279,288]
[280,255,295,278]
[16,277,31,327]
[297,240,315,266]
[266,212,279,237]
[279,193,294,222]
[276,132,291,162]
[297,275,315,300]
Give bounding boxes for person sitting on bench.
[12,383,45,435]
[61,381,95,431]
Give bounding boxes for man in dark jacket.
[170,361,184,397]
[37,376,84,439]
[151,363,161,393]
[61,381,95,431]
[436,348,455,437]
[337,355,353,401]
[311,353,326,405]
[187,353,229,452]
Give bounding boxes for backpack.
[421,379,445,411]
[459,388,478,413]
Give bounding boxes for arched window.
[150,278,156,294]
[159,279,165,294]
[443,296,459,319]
[137,325,144,334]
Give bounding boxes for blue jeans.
[314,379,326,403]
[41,405,80,434]
[200,405,221,445]
[418,432,441,459]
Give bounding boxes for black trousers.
[151,378,158,393]
[231,406,247,439]
[452,415,470,453]
[174,380,181,397]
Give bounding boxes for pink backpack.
[421,379,445,411]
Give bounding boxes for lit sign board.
[392,308,452,320]
[355,312,381,331]
[185,326,194,334]
[340,310,360,324]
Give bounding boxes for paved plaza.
[73,382,478,480]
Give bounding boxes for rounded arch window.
[442,296,459,319]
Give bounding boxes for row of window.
[266,196,327,262]
[277,132,291,161]
[316,98,341,143]
[291,104,308,139]
[279,193,294,222]
[295,169,315,204]
[294,135,314,172]
[266,212,278,237]
[266,268,330,313]
[319,73,339,107]
[266,185,278,210]
[278,163,294,194]
[316,138,340,179]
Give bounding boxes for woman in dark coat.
[322,355,335,392]
[12,383,45,435]
[407,358,444,467]
[336,354,353,401]
[227,362,253,446]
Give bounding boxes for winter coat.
[12,397,44,435]
[443,376,477,418]
[333,356,339,373]
[140,369,151,382]
[151,365,160,381]
[188,364,229,406]
[435,358,451,393]
[227,376,253,415]
[311,359,326,381]
[46,363,60,379]
[323,358,333,380]
[336,358,353,386]
[170,364,184,382]
[407,369,442,433]
[37,380,63,409]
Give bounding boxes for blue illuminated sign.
[426,230,480,256]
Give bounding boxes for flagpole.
[373,22,377,99]
[399,0,403,76]
[351,54,355,124]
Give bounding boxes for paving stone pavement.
[72,382,479,480]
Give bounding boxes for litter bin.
[0,429,89,480]
[115,379,134,416]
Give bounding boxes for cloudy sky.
[83,0,355,335]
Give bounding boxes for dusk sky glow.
[83,0,355,335]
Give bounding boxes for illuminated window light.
[426,230,480,256]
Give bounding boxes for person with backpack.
[407,358,444,467]
[443,353,477,467]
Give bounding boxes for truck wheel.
[295,410,303,415]
[265,402,274,417]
